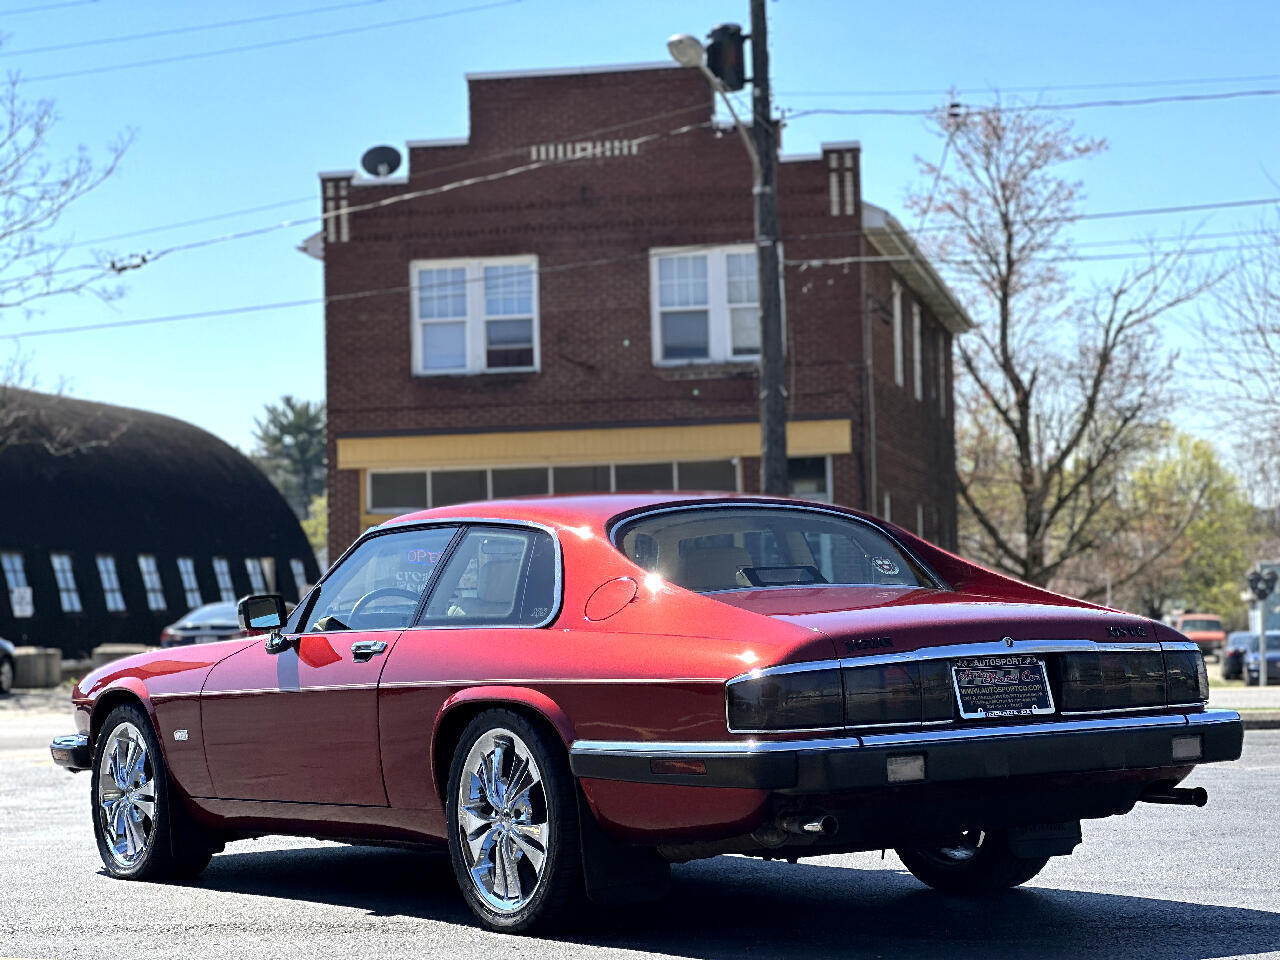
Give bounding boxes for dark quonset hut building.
[0,390,319,656]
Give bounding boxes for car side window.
[419,526,557,627]
[302,526,458,633]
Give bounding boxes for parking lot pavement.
[1211,686,1280,710]
[2,703,1278,960]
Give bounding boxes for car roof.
[380,492,867,532]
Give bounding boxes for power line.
[0,0,96,14]
[786,88,1280,119]
[67,196,315,249]
[3,0,389,57]
[780,72,1280,98]
[23,0,522,83]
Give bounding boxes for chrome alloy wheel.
[456,728,551,913]
[96,721,157,867]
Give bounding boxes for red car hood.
[713,586,1155,656]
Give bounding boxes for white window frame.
[176,557,202,609]
[649,244,778,366]
[212,556,235,603]
[891,279,904,387]
[1,551,28,604]
[50,552,82,613]
[96,555,126,613]
[912,301,923,401]
[937,326,948,416]
[410,255,540,376]
[245,557,267,594]
[137,554,166,612]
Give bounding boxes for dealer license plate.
[951,655,1055,720]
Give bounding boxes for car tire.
[91,703,216,882]
[895,829,1049,893]
[0,655,13,695]
[445,708,585,933]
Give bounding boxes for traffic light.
[706,23,747,91]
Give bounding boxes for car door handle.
[350,640,388,662]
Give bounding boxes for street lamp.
[666,3,788,496]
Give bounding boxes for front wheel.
[91,704,215,881]
[445,709,585,933]
[896,829,1049,893]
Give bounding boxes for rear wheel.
[445,709,585,933]
[0,655,13,694]
[91,704,215,881]
[896,829,1049,893]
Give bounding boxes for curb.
[1240,712,1280,731]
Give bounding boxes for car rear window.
[614,506,936,593]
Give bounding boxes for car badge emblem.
[871,557,900,575]
[1002,636,1014,647]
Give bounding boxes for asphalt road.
[2,705,1278,960]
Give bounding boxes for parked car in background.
[158,602,243,647]
[51,495,1243,934]
[0,636,15,694]
[1245,640,1280,685]
[160,601,295,647]
[1173,613,1227,659]
[1222,632,1264,680]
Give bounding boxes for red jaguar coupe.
[51,494,1242,933]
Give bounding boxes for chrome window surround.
[289,517,564,635]
[571,709,1241,758]
[606,500,948,592]
[724,638,1207,735]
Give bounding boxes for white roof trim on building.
[317,169,356,179]
[351,175,408,187]
[863,202,973,334]
[780,153,822,163]
[820,140,862,151]
[466,61,678,81]
[406,137,469,148]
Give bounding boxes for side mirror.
[238,594,288,652]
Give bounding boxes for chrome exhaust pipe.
[1140,786,1208,807]
[778,813,838,836]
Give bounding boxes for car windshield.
[614,505,936,593]
[182,602,238,625]
[1180,618,1221,632]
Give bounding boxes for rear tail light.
[843,660,953,726]
[1058,651,1165,712]
[726,666,844,732]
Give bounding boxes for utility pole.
[749,0,787,495]
[668,5,789,495]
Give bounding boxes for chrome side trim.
[1159,641,1202,653]
[1060,701,1208,717]
[571,710,1241,758]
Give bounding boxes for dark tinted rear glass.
[614,506,936,593]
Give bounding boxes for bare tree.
[0,68,132,451]
[911,101,1215,588]
[1199,215,1280,503]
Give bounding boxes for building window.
[96,555,126,612]
[289,558,309,597]
[212,557,235,602]
[50,553,82,613]
[788,457,831,503]
[650,245,765,364]
[245,557,267,594]
[912,302,923,401]
[410,256,539,375]
[891,280,904,387]
[367,460,742,512]
[937,326,947,416]
[1,551,28,608]
[176,557,202,609]
[137,555,166,611]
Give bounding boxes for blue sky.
[3,0,1278,451]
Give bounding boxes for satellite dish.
[361,145,402,178]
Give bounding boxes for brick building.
[311,62,971,559]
